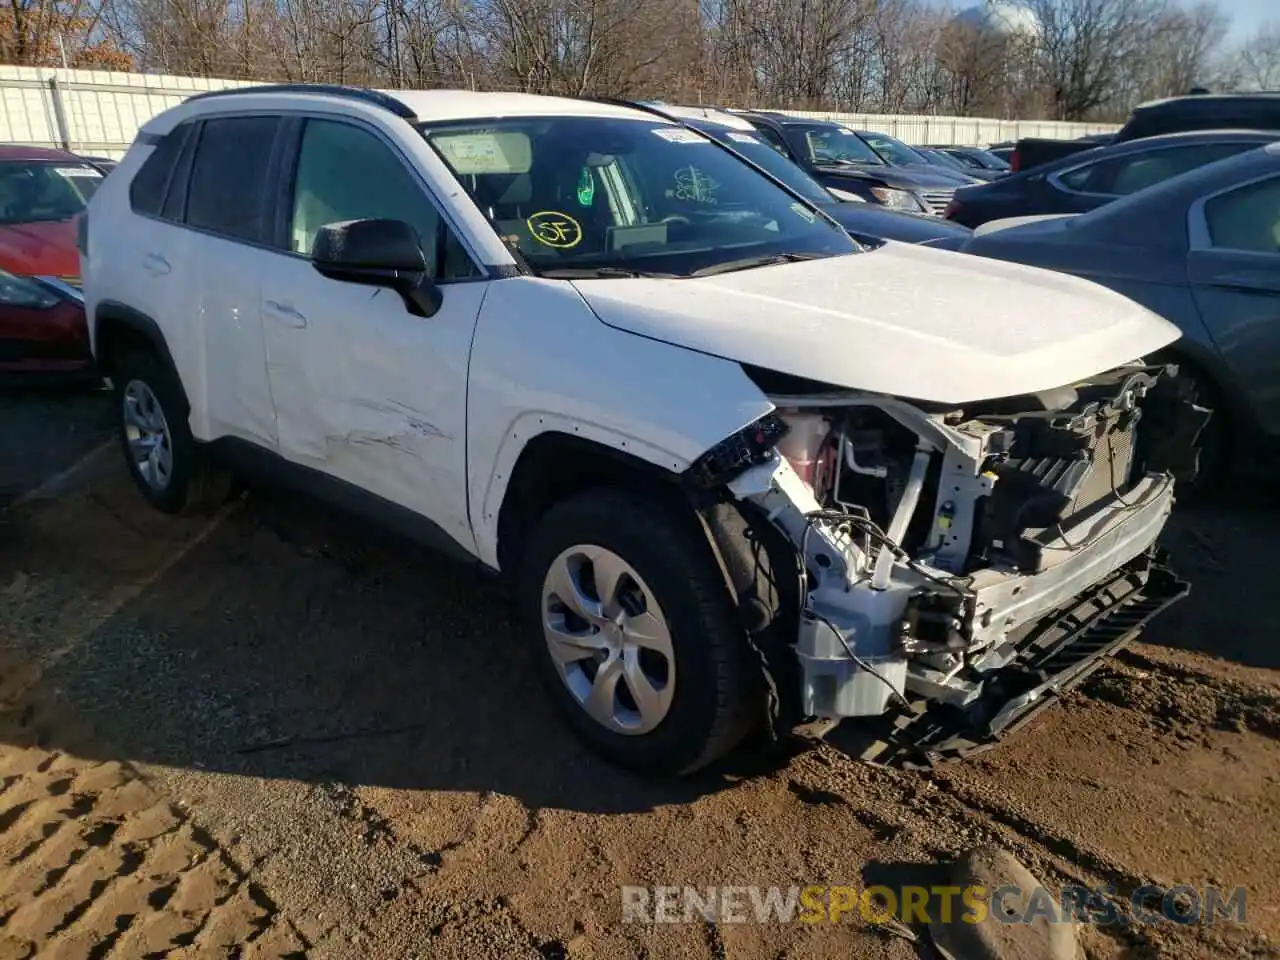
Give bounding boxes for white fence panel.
[0,65,1121,156]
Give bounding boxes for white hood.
[570,242,1181,405]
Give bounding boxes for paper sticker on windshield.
[54,166,102,178]
[727,132,759,143]
[527,211,583,249]
[790,202,816,222]
[432,131,532,174]
[652,128,707,144]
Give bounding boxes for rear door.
[180,114,285,448]
[109,122,200,385]
[1186,173,1280,436]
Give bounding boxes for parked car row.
[7,86,1273,781]
[71,85,1208,778]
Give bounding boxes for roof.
[386,89,657,123]
[1134,91,1280,112]
[179,85,665,125]
[650,104,756,130]
[1102,128,1280,146]
[0,144,84,161]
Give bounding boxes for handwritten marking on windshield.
[668,166,719,205]
[527,211,583,249]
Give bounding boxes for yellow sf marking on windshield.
[527,211,583,249]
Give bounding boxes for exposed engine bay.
[690,361,1208,763]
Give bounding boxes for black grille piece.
[974,406,1139,573]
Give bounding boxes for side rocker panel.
[467,277,775,571]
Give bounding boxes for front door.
[260,115,488,553]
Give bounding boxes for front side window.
[1205,176,1280,254]
[0,159,103,225]
[420,116,857,278]
[186,116,278,243]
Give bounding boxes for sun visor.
[433,131,533,175]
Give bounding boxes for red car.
[0,145,105,381]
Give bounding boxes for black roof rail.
[183,84,418,121]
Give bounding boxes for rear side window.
[129,123,193,216]
[1205,176,1280,253]
[185,116,279,243]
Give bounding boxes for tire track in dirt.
[0,569,309,960]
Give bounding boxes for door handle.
[142,252,170,277]
[264,300,308,328]
[1207,271,1280,295]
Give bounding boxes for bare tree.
[1235,20,1280,91]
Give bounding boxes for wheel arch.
[1149,339,1252,449]
[93,301,186,408]
[493,428,690,580]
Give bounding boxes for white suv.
[81,85,1204,775]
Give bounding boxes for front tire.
[114,348,231,515]
[517,488,760,776]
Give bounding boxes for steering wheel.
[661,215,691,226]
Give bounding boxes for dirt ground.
[1,384,1278,960]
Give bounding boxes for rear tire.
[517,487,760,777]
[113,347,231,515]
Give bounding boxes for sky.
[1225,0,1272,44]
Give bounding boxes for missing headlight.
[686,412,789,489]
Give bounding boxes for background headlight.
[0,269,61,310]
[869,187,925,212]
[827,187,866,203]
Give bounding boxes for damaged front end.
[686,362,1207,767]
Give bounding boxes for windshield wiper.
[688,252,826,278]
[538,266,678,279]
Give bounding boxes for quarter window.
[290,118,476,279]
[129,123,193,217]
[1204,177,1280,253]
[186,116,279,243]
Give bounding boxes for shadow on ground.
[0,383,111,506]
[1153,482,1280,670]
[1,408,1275,818]
[2,479,798,816]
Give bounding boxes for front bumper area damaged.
[687,361,1203,764]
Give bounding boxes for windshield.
[858,132,930,166]
[420,116,858,278]
[0,160,102,224]
[789,124,885,166]
[687,124,834,206]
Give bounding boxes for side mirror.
[310,218,443,318]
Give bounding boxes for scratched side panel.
[260,252,486,557]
